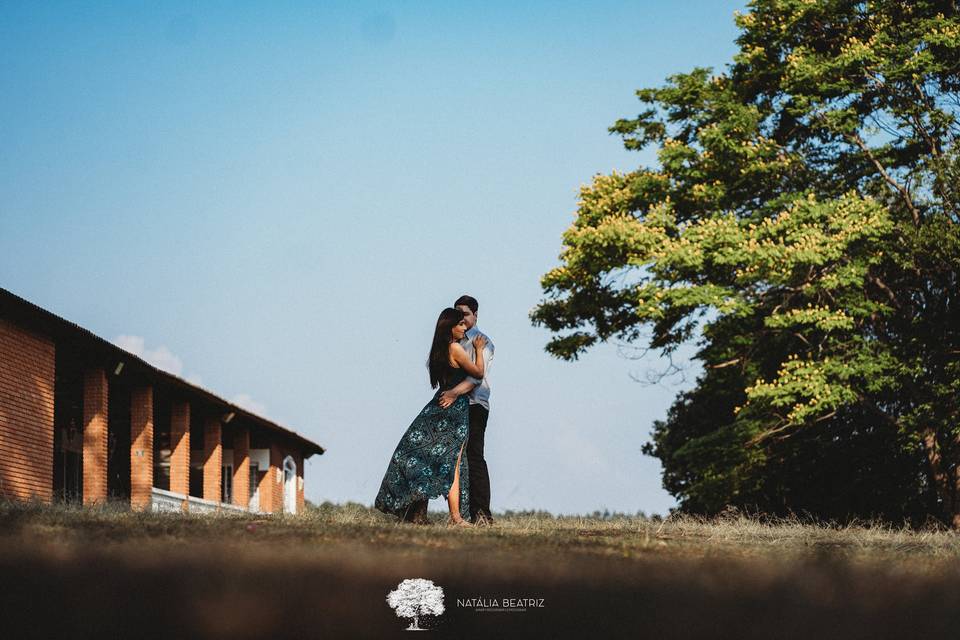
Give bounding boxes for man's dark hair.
[453,295,478,314]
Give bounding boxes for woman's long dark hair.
[427,307,465,389]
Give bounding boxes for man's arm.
[439,336,493,409]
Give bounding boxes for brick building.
[0,287,324,514]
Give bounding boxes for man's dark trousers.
[467,404,492,522]
[402,404,491,523]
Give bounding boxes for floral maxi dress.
[374,365,470,521]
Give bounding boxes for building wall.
[0,318,55,501]
[82,368,109,504]
[0,310,317,512]
[232,426,250,509]
[169,401,190,499]
[295,449,305,513]
[130,386,154,510]
[202,416,222,504]
[269,442,283,514]
[256,457,273,514]
[265,441,308,514]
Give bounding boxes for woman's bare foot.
[448,517,472,527]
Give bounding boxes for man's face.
[455,305,477,331]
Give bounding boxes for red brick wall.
[232,426,250,509]
[296,450,305,513]
[130,386,154,510]
[270,442,284,514]
[256,457,274,514]
[202,416,221,504]
[0,319,54,502]
[264,442,306,515]
[82,369,108,504]
[170,401,189,501]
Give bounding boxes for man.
[439,295,495,524]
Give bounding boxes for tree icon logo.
[386,578,445,631]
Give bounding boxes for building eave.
[0,286,325,457]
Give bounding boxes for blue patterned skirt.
[375,391,470,521]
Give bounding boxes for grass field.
[4,500,960,638]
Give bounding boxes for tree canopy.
[533,0,960,525]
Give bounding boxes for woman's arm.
[438,378,477,408]
[449,341,485,379]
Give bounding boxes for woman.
[375,307,487,526]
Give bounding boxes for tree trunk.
[921,428,959,528]
[950,435,960,531]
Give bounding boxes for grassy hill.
[3,500,960,638]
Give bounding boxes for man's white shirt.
[460,326,494,410]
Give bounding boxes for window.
[249,463,260,512]
[283,456,297,515]
[221,464,233,504]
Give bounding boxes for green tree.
[533,0,960,525]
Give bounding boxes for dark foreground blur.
[3,501,960,638]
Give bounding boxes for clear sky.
[1,1,746,516]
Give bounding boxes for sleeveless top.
[440,362,469,391]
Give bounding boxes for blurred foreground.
[3,501,960,638]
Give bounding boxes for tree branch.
[846,132,922,227]
[707,358,741,369]
[869,274,901,309]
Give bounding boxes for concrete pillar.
[232,426,250,509]
[82,369,108,505]
[170,401,190,508]
[202,416,222,504]
[130,386,154,510]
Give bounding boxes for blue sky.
[1,1,746,515]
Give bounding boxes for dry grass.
[3,500,960,638]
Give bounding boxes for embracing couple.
[374,295,495,527]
